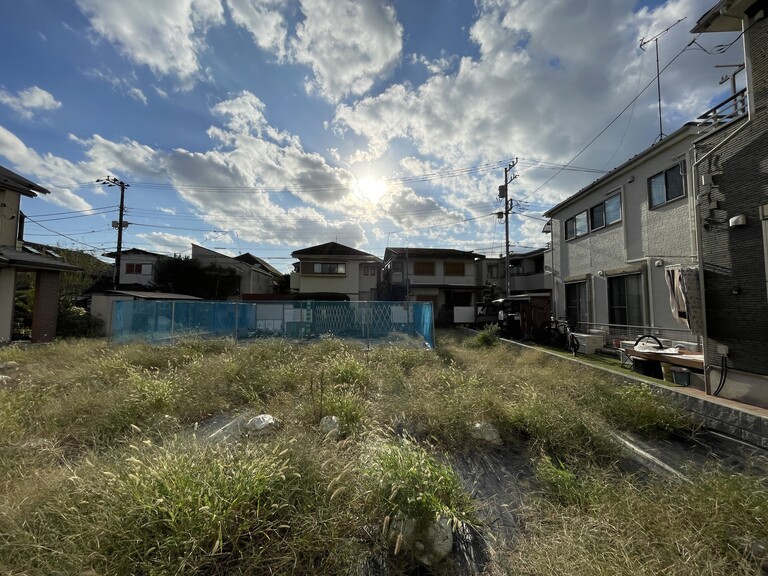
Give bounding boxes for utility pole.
[496,160,518,298]
[97,176,130,288]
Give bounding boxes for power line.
[521,34,699,202]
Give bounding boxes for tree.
[152,256,240,299]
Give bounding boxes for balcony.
[697,88,747,135]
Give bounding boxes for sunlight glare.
[355,177,387,204]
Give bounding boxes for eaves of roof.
[292,241,380,261]
[384,247,485,260]
[0,165,50,197]
[0,247,81,272]
[543,123,698,218]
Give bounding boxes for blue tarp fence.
[111,300,434,348]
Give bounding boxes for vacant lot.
[1,331,766,575]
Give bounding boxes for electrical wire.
[520,35,701,202]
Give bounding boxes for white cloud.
[228,0,404,103]
[76,0,225,87]
[334,0,739,215]
[0,86,62,119]
[291,0,403,102]
[2,90,372,248]
[84,68,148,105]
[226,0,290,60]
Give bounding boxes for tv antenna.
[640,17,686,143]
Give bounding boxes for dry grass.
[0,332,765,575]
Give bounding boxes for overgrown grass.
[0,332,765,575]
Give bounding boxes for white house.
[102,248,164,287]
[544,123,700,342]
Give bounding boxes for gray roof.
[292,241,380,260]
[102,290,202,300]
[0,165,50,197]
[544,123,697,218]
[0,247,81,272]
[384,247,485,260]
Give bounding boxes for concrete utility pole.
[497,160,518,297]
[97,176,130,288]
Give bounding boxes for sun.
[355,176,387,204]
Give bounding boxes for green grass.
[0,332,765,575]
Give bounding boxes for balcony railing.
[697,88,747,134]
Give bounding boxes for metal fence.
[111,300,435,348]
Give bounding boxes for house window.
[306,262,346,275]
[413,261,435,275]
[444,261,465,276]
[608,273,644,326]
[488,264,498,279]
[649,163,685,208]
[126,263,152,275]
[565,281,587,327]
[363,265,376,276]
[590,192,622,231]
[565,211,588,240]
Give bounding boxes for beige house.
[0,166,79,342]
[290,242,382,301]
[382,247,485,315]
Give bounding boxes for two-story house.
[0,166,79,342]
[192,244,276,297]
[102,248,165,288]
[544,123,701,342]
[484,247,553,297]
[290,242,382,301]
[690,0,768,408]
[381,247,485,321]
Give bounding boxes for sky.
[0,0,743,272]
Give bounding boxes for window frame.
[307,262,347,275]
[589,190,622,231]
[126,263,152,275]
[648,162,686,209]
[607,273,644,326]
[444,261,465,276]
[565,211,588,240]
[413,261,436,276]
[565,281,588,327]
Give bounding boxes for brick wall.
[696,13,768,375]
[31,271,60,343]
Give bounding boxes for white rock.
[0,375,11,385]
[470,422,502,445]
[319,415,340,435]
[396,516,454,565]
[246,414,277,435]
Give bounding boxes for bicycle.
[536,317,580,355]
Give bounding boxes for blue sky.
[0,0,741,272]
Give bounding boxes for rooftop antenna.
[640,17,685,143]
